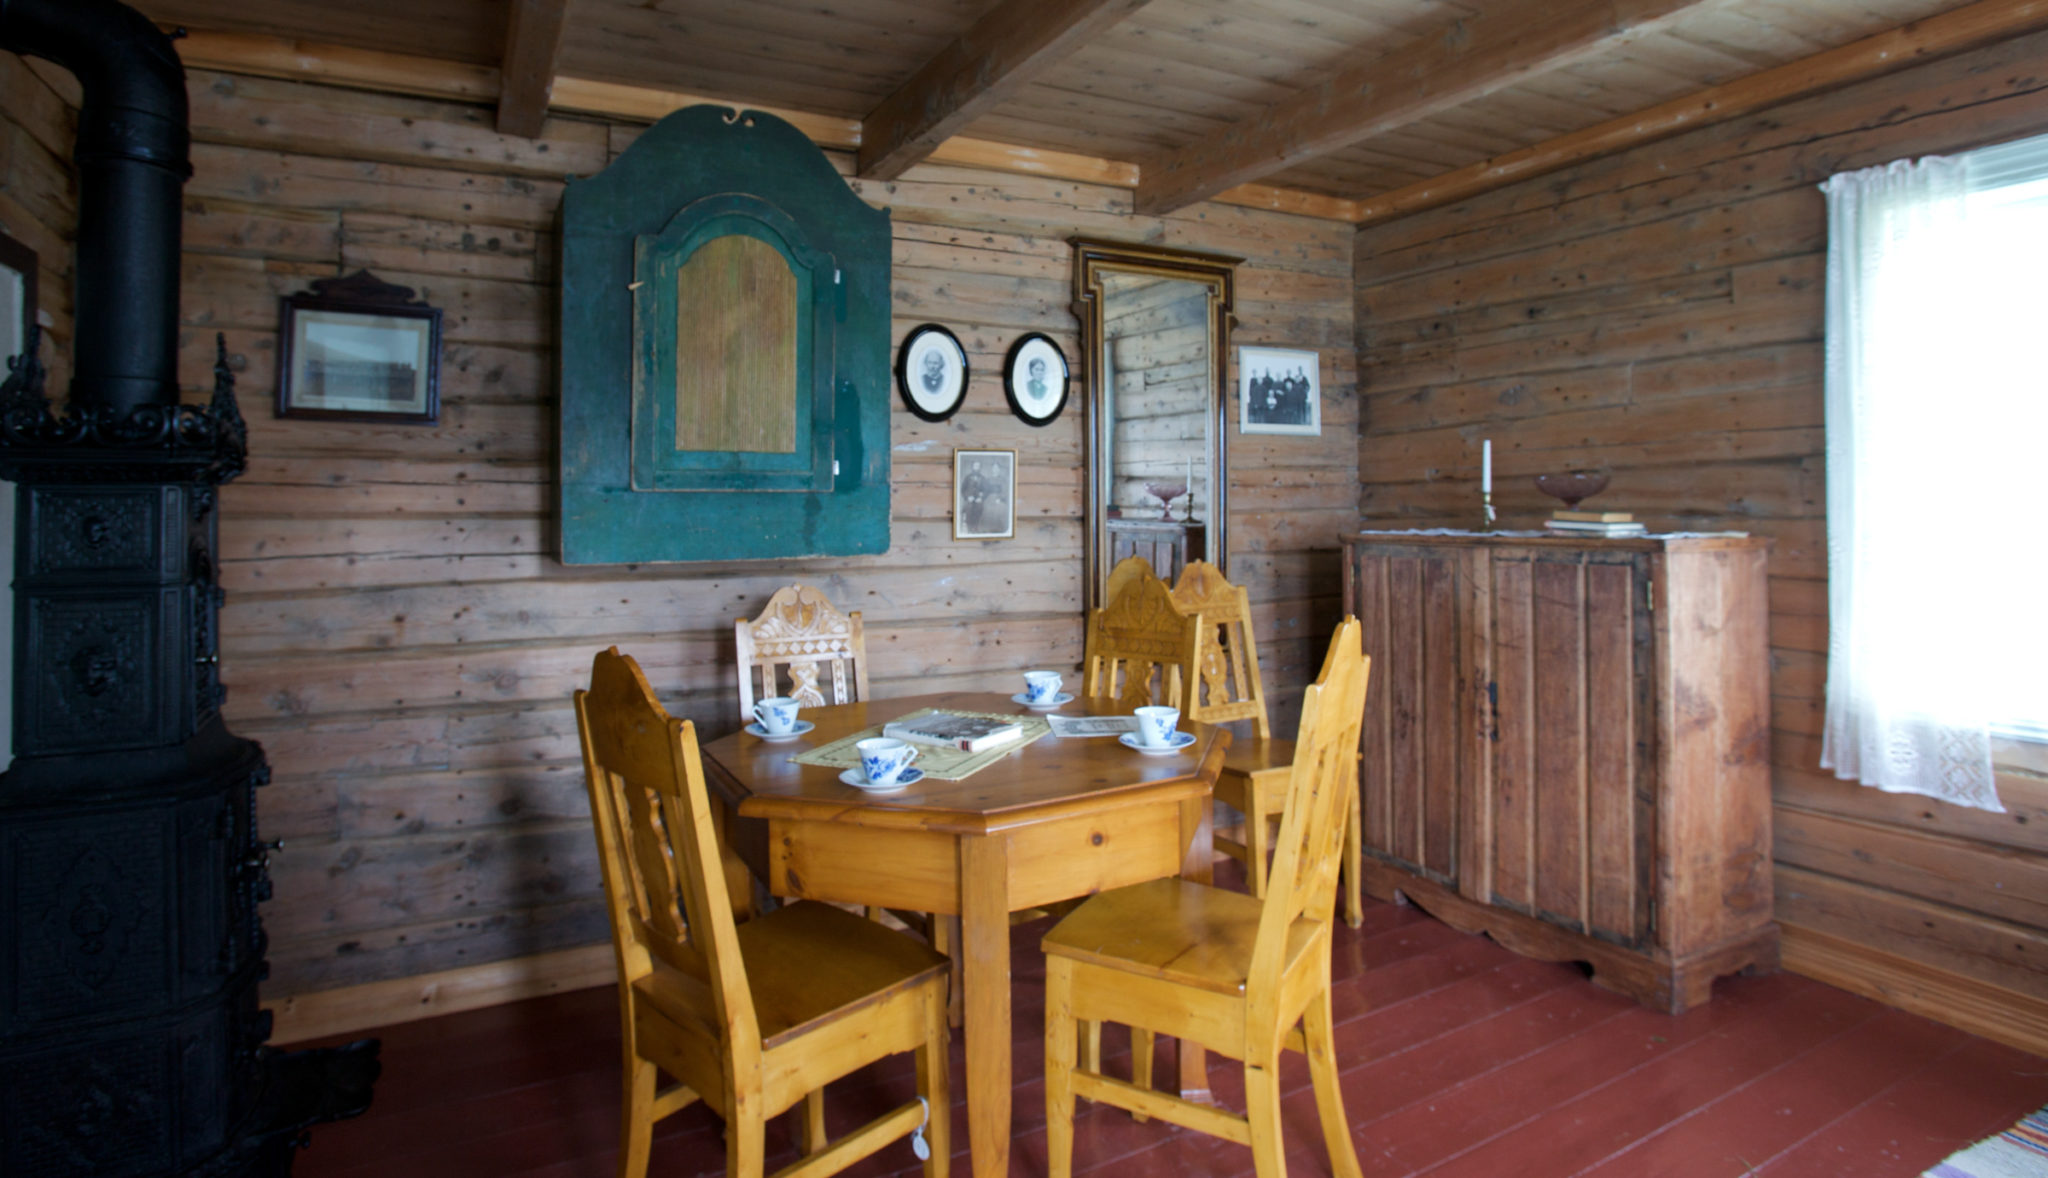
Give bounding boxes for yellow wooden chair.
[1171,561,1364,927]
[1042,619,1372,1178]
[1082,558,1197,713]
[735,584,871,724]
[576,648,951,1178]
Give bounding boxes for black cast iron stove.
[0,1,378,1174]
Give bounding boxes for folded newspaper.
[1046,714,1139,739]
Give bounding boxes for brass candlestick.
[1482,490,1496,531]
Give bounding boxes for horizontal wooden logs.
[1353,26,2048,1040]
[166,65,1359,1005]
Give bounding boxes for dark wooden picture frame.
[278,269,442,423]
[1003,332,1068,426]
[0,228,36,376]
[896,323,969,422]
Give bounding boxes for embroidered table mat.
[791,708,1052,781]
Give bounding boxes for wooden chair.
[576,647,950,1178]
[735,584,870,724]
[1042,619,1372,1178]
[1082,558,1197,713]
[1171,561,1364,927]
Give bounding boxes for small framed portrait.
[896,323,969,422]
[953,448,1016,541]
[1003,332,1069,427]
[1238,345,1321,436]
[279,269,442,423]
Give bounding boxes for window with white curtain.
[1819,134,2048,814]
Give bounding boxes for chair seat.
[1042,877,1318,996]
[1214,736,1295,811]
[637,899,949,1047]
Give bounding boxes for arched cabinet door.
[560,106,891,564]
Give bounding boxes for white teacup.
[752,696,801,735]
[1133,705,1181,748]
[856,737,920,786]
[1023,670,1063,704]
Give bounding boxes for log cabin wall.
[1352,29,2048,1051]
[1104,276,1215,520]
[0,51,75,399]
[163,67,1355,1027]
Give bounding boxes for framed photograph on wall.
[1003,333,1068,426]
[279,269,442,423]
[896,323,969,422]
[1238,345,1320,436]
[953,448,1016,541]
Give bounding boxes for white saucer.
[1119,731,1197,756]
[745,719,815,742]
[1011,691,1076,711]
[840,766,923,792]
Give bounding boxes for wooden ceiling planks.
[114,0,2048,224]
[1128,0,1728,215]
[858,0,1152,179]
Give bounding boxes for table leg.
[1176,793,1214,1103]
[960,834,1012,1178]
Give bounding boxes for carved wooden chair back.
[578,647,756,1076]
[1251,620,1370,991]
[1083,563,1197,713]
[1169,560,1272,740]
[577,647,952,1178]
[1102,553,1154,612]
[736,583,870,723]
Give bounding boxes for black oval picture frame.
[1004,332,1068,427]
[896,323,970,422]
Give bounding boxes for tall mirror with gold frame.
[1071,238,1240,611]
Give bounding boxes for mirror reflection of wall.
[1101,272,1212,522]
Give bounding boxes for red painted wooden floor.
[285,893,2048,1178]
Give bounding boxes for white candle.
[1186,455,1194,502]
[1482,439,1492,494]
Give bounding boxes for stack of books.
[1544,509,1647,537]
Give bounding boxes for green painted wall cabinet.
[559,106,892,564]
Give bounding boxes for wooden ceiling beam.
[168,29,1363,221]
[857,0,1150,181]
[1133,0,1718,216]
[496,0,571,138]
[1349,0,2048,226]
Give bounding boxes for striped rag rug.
[1925,1106,2048,1178]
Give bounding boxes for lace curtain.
[1819,152,2048,813]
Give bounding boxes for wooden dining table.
[698,691,1228,1178]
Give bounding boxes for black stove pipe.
[0,0,189,414]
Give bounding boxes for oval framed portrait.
[896,323,970,422]
[1003,332,1069,427]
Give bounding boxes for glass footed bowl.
[1143,481,1188,517]
[1533,472,1610,510]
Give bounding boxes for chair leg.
[619,1056,657,1178]
[935,916,964,1029]
[1129,1026,1155,1124]
[1079,1020,1101,1077]
[794,1089,826,1156]
[726,1096,767,1178]
[1044,960,1078,1178]
[1343,784,1363,929]
[1246,787,1271,899]
[1304,992,1362,1178]
[916,987,951,1178]
[1243,1057,1288,1178]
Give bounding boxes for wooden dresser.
[1106,516,1206,585]
[1340,531,1777,1012]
